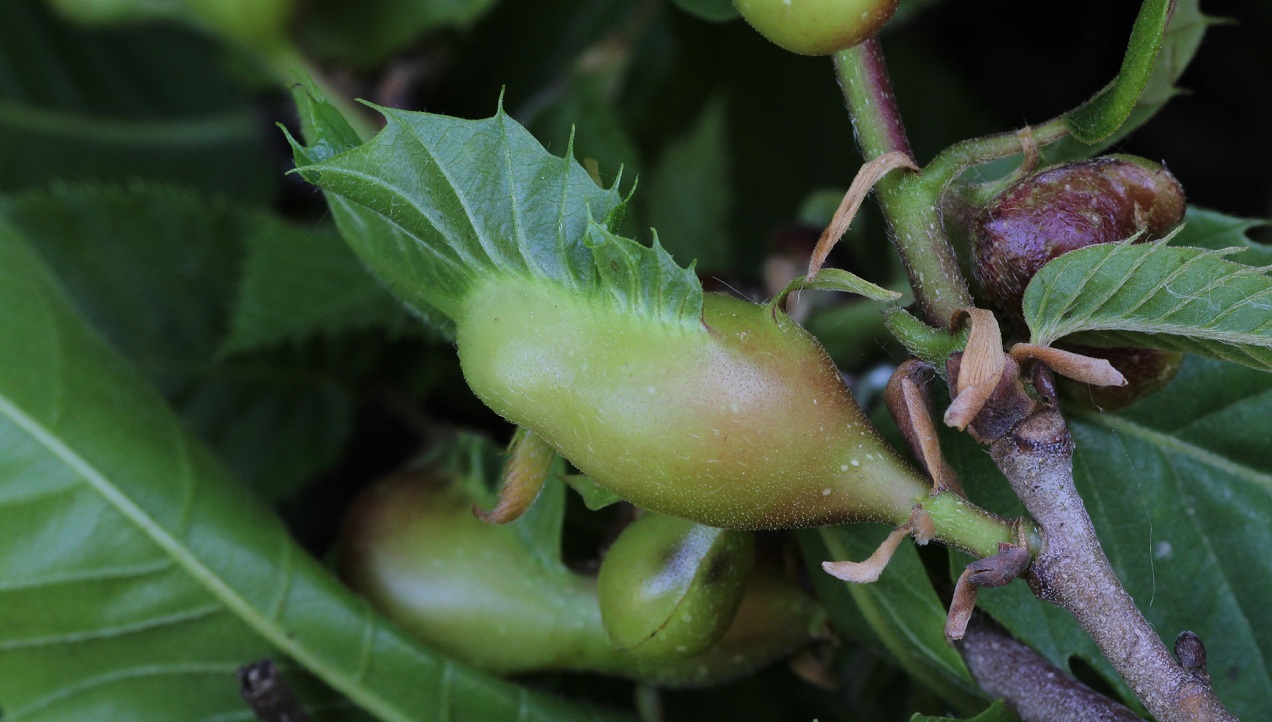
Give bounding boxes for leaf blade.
[288,88,704,331]
[1023,240,1272,372]
[0,216,623,721]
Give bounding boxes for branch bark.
[958,617,1141,722]
[988,399,1237,721]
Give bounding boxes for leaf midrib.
[0,392,413,722]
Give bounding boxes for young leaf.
[0,0,274,199]
[223,218,416,355]
[773,268,903,309]
[287,86,704,331]
[1023,240,1272,372]
[0,218,626,721]
[1063,0,1175,144]
[1,182,356,502]
[564,474,623,510]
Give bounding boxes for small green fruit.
[732,0,900,56]
[598,514,755,660]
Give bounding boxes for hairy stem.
[833,39,972,329]
[958,617,1141,722]
[919,119,1069,193]
[990,406,1237,722]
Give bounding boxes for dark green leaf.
[303,0,501,68]
[1023,240,1272,371]
[669,0,739,24]
[1172,206,1272,265]
[288,89,704,329]
[0,0,274,199]
[223,218,415,354]
[1,182,355,501]
[522,47,642,200]
[647,96,734,271]
[1063,0,1174,143]
[0,217,625,721]
[799,526,984,714]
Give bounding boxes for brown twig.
[958,617,1142,722]
[237,659,311,722]
[954,355,1238,721]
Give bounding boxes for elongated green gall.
[458,279,930,531]
[338,467,819,686]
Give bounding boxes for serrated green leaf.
[288,90,704,330]
[222,218,416,355]
[799,526,984,714]
[1171,207,1272,265]
[949,356,1272,718]
[910,700,1014,722]
[1024,240,1272,372]
[1063,0,1174,143]
[0,0,274,199]
[1,181,355,501]
[522,44,642,200]
[648,96,734,271]
[0,217,625,721]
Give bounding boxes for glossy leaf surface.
[1,182,355,501]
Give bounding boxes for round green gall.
[732,0,900,56]
[598,514,755,660]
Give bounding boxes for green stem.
[919,117,1069,194]
[920,491,1037,560]
[833,39,972,330]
